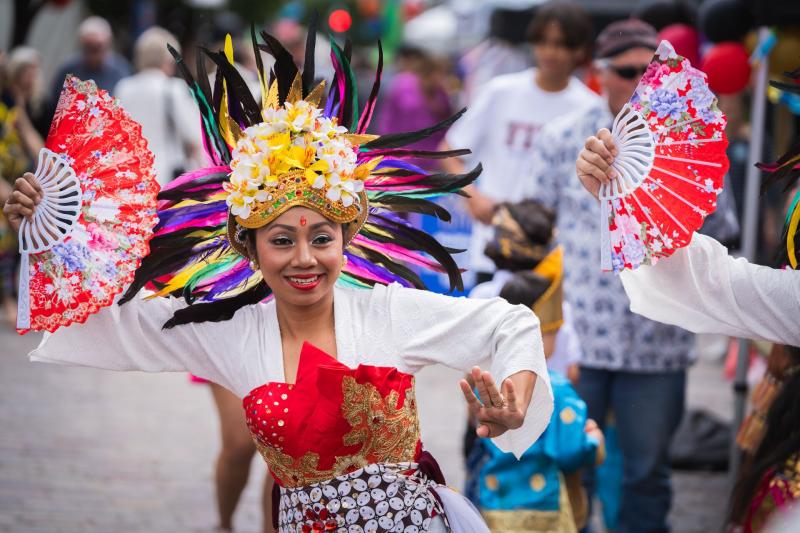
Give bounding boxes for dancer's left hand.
[459,367,535,438]
[576,128,618,199]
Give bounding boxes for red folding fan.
[600,41,729,272]
[16,76,159,333]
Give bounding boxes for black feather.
[344,38,353,63]
[204,49,262,126]
[195,45,213,108]
[351,246,425,289]
[357,41,383,134]
[157,171,229,202]
[371,165,481,194]
[259,30,299,104]
[302,13,318,95]
[368,148,471,160]
[163,282,270,329]
[251,24,265,93]
[369,196,452,221]
[363,215,464,292]
[758,140,800,193]
[362,108,467,150]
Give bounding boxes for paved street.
[0,320,731,532]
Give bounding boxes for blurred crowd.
[1,1,799,533]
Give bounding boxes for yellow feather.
[304,80,327,107]
[147,259,215,298]
[344,134,379,146]
[788,203,799,269]
[224,34,234,64]
[286,72,303,103]
[217,34,237,148]
[264,80,280,111]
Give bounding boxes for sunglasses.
[604,63,649,80]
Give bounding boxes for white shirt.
[114,69,202,186]
[620,233,800,345]
[445,69,601,272]
[30,283,553,458]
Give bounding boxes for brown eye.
[312,234,333,245]
[271,237,292,246]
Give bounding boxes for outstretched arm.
[380,283,553,458]
[619,232,800,345]
[5,172,254,394]
[574,131,800,345]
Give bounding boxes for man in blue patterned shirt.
[528,20,693,532]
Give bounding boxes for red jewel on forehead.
[299,216,307,227]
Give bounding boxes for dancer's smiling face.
[251,207,344,307]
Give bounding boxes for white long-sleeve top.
[620,233,800,346]
[30,282,553,458]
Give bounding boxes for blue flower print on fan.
[650,88,687,121]
[52,241,91,272]
[686,83,714,111]
[621,238,646,267]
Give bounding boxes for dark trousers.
[577,366,687,533]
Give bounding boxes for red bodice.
[243,343,422,488]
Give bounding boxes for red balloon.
[328,9,352,33]
[700,42,751,95]
[659,23,700,66]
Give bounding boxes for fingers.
[16,175,42,205]
[461,379,498,438]
[459,379,482,412]
[502,378,518,411]
[471,366,491,406]
[596,128,618,157]
[585,419,599,433]
[481,371,504,408]
[21,172,43,198]
[10,189,36,213]
[582,148,614,176]
[576,151,613,185]
[584,135,615,165]
[465,369,526,438]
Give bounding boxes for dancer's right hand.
[3,172,43,233]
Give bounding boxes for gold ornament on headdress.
[221,67,379,255]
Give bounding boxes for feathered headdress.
[120,21,480,327]
[758,66,800,269]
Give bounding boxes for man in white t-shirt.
[440,1,601,281]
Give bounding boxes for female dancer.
[4,29,552,532]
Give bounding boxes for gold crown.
[222,75,379,256]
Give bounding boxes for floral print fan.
[16,76,159,333]
[600,41,729,272]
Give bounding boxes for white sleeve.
[383,283,554,459]
[620,233,800,345]
[28,294,259,395]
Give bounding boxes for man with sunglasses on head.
[526,19,692,533]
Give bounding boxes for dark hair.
[505,199,556,246]
[499,271,552,309]
[525,1,593,50]
[729,345,800,524]
[489,8,537,45]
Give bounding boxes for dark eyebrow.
[269,221,335,232]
